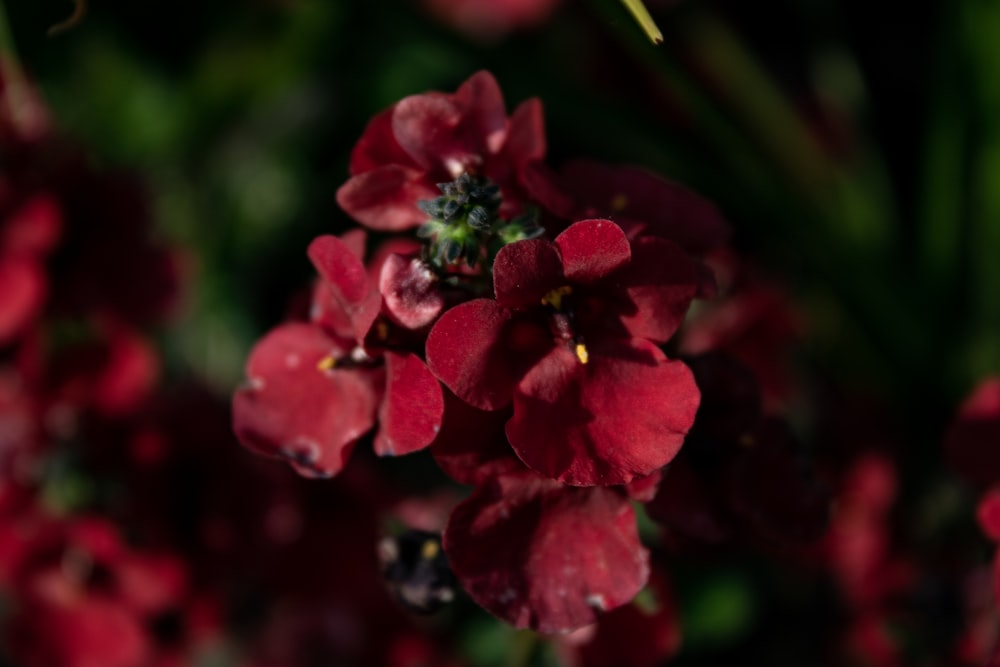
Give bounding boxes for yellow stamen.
[611,193,629,211]
[541,285,573,310]
[375,320,389,341]
[316,356,336,371]
[575,343,590,364]
[421,540,439,560]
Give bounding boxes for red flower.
[1,70,180,346]
[645,353,829,547]
[337,71,553,231]
[443,470,649,633]
[947,378,1000,607]
[947,376,1000,488]
[556,573,681,667]
[233,233,443,478]
[559,159,730,256]
[678,251,804,409]
[426,219,700,485]
[421,0,564,42]
[429,388,523,485]
[1,506,188,667]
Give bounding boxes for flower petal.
[307,235,381,342]
[561,160,730,255]
[379,254,444,330]
[493,239,564,309]
[499,99,546,170]
[431,389,522,485]
[443,472,649,633]
[947,377,1000,488]
[454,70,508,156]
[566,573,681,667]
[0,259,46,345]
[374,351,444,457]
[348,107,417,174]
[307,235,370,306]
[508,339,699,486]
[607,237,697,344]
[555,219,631,285]
[979,488,1000,542]
[336,165,438,231]
[232,323,380,478]
[392,93,465,172]
[425,299,519,411]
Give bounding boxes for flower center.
[315,345,376,372]
[540,286,589,364]
[416,173,544,276]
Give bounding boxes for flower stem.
[618,0,662,45]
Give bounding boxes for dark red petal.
[2,194,62,255]
[978,488,1000,542]
[9,597,150,667]
[555,219,631,285]
[88,327,159,417]
[308,235,371,306]
[493,239,565,309]
[947,377,1000,488]
[443,472,649,633]
[625,470,661,503]
[569,573,681,667]
[336,165,438,231]
[508,339,700,486]
[392,93,465,172]
[367,237,422,284]
[374,352,444,457]
[338,228,368,259]
[609,237,697,344]
[307,235,381,341]
[431,389,522,485]
[308,278,356,342]
[425,299,518,411]
[348,106,417,174]
[645,460,731,544]
[502,98,546,168]
[116,552,188,615]
[232,323,380,478]
[561,160,731,255]
[520,162,576,219]
[379,254,444,330]
[454,70,508,156]
[0,259,45,345]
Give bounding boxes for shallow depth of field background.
[4,0,998,665]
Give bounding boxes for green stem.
[618,0,663,44]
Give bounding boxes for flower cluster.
[948,377,1000,604]
[232,70,829,637]
[0,65,473,667]
[8,46,995,666]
